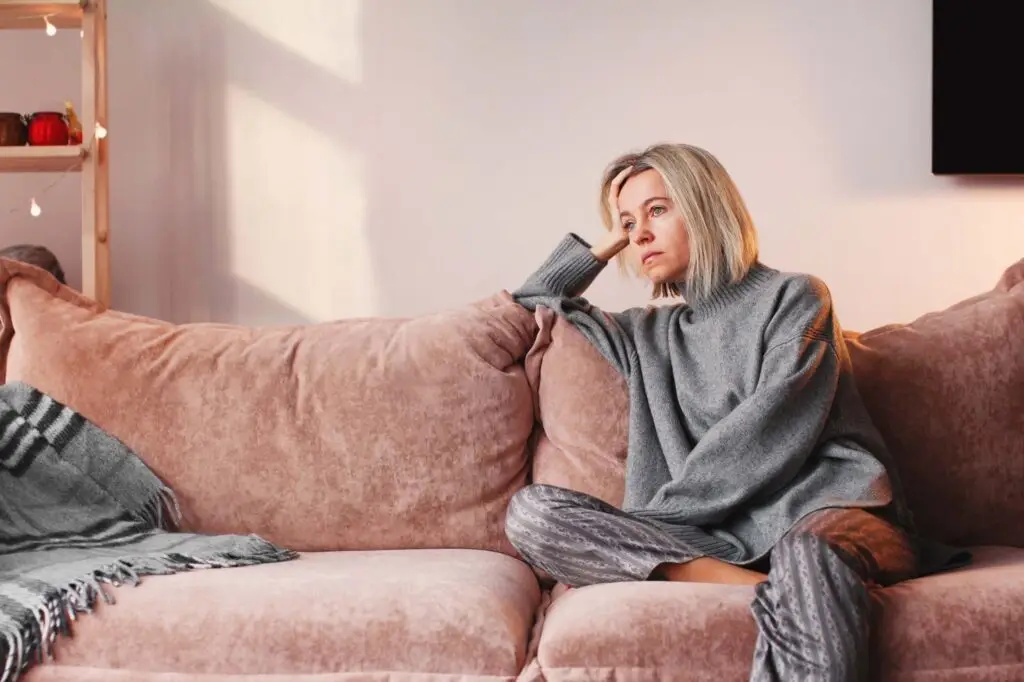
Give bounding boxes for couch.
[0,255,1021,682]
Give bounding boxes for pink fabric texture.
[26,673,516,682]
[527,546,1024,682]
[524,307,628,506]
[24,550,540,680]
[845,258,1024,547]
[26,672,520,682]
[0,259,537,554]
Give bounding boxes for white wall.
[2,0,1022,331]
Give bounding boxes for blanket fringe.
[0,537,297,682]
[137,486,183,531]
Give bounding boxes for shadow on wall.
[117,0,754,324]
[105,0,1024,326]
[116,0,334,325]
[115,0,378,325]
[175,0,542,326]
[115,0,629,325]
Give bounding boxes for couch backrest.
[525,259,1024,549]
[0,259,538,555]
[844,258,1024,548]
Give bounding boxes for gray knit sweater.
[514,233,916,565]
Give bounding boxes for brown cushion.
[524,260,1024,549]
[529,546,1024,681]
[37,550,541,678]
[0,259,538,554]
[846,258,1024,547]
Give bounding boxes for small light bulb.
[94,123,107,139]
[29,198,41,217]
[44,17,56,36]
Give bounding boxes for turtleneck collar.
[679,261,779,319]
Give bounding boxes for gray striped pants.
[505,483,918,682]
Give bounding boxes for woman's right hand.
[591,165,633,262]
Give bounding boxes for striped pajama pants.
[505,483,918,682]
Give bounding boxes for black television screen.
[932,1,1024,175]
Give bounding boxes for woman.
[505,144,965,681]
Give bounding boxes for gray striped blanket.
[0,381,297,681]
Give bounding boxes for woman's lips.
[642,252,662,265]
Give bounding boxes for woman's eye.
[623,220,635,231]
[650,205,666,217]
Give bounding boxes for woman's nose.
[632,222,653,244]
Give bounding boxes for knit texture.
[513,233,918,565]
[0,382,297,681]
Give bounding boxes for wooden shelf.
[0,0,108,306]
[0,1,83,30]
[0,146,86,172]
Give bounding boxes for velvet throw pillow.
[845,258,1024,547]
[524,306,629,507]
[0,259,539,555]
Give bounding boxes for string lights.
[3,4,106,220]
[5,9,67,33]
[5,122,108,220]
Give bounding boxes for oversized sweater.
[513,233,918,565]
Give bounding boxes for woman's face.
[616,169,690,284]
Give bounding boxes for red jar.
[27,111,69,146]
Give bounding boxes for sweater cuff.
[538,233,606,297]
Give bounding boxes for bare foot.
[654,558,768,585]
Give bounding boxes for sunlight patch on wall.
[209,0,362,83]
[224,84,376,322]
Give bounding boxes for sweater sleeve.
[638,333,841,526]
[513,233,607,301]
[511,233,643,377]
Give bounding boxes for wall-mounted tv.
[932,1,1024,175]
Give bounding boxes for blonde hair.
[598,143,759,300]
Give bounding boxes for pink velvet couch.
[0,256,1022,682]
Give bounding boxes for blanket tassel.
[0,540,296,682]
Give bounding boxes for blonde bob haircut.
[599,143,759,300]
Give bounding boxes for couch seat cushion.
[531,546,1024,682]
[31,549,540,679]
[876,545,1024,680]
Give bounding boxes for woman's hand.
[591,165,633,262]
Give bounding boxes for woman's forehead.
[619,169,666,207]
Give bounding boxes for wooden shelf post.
[80,0,109,305]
